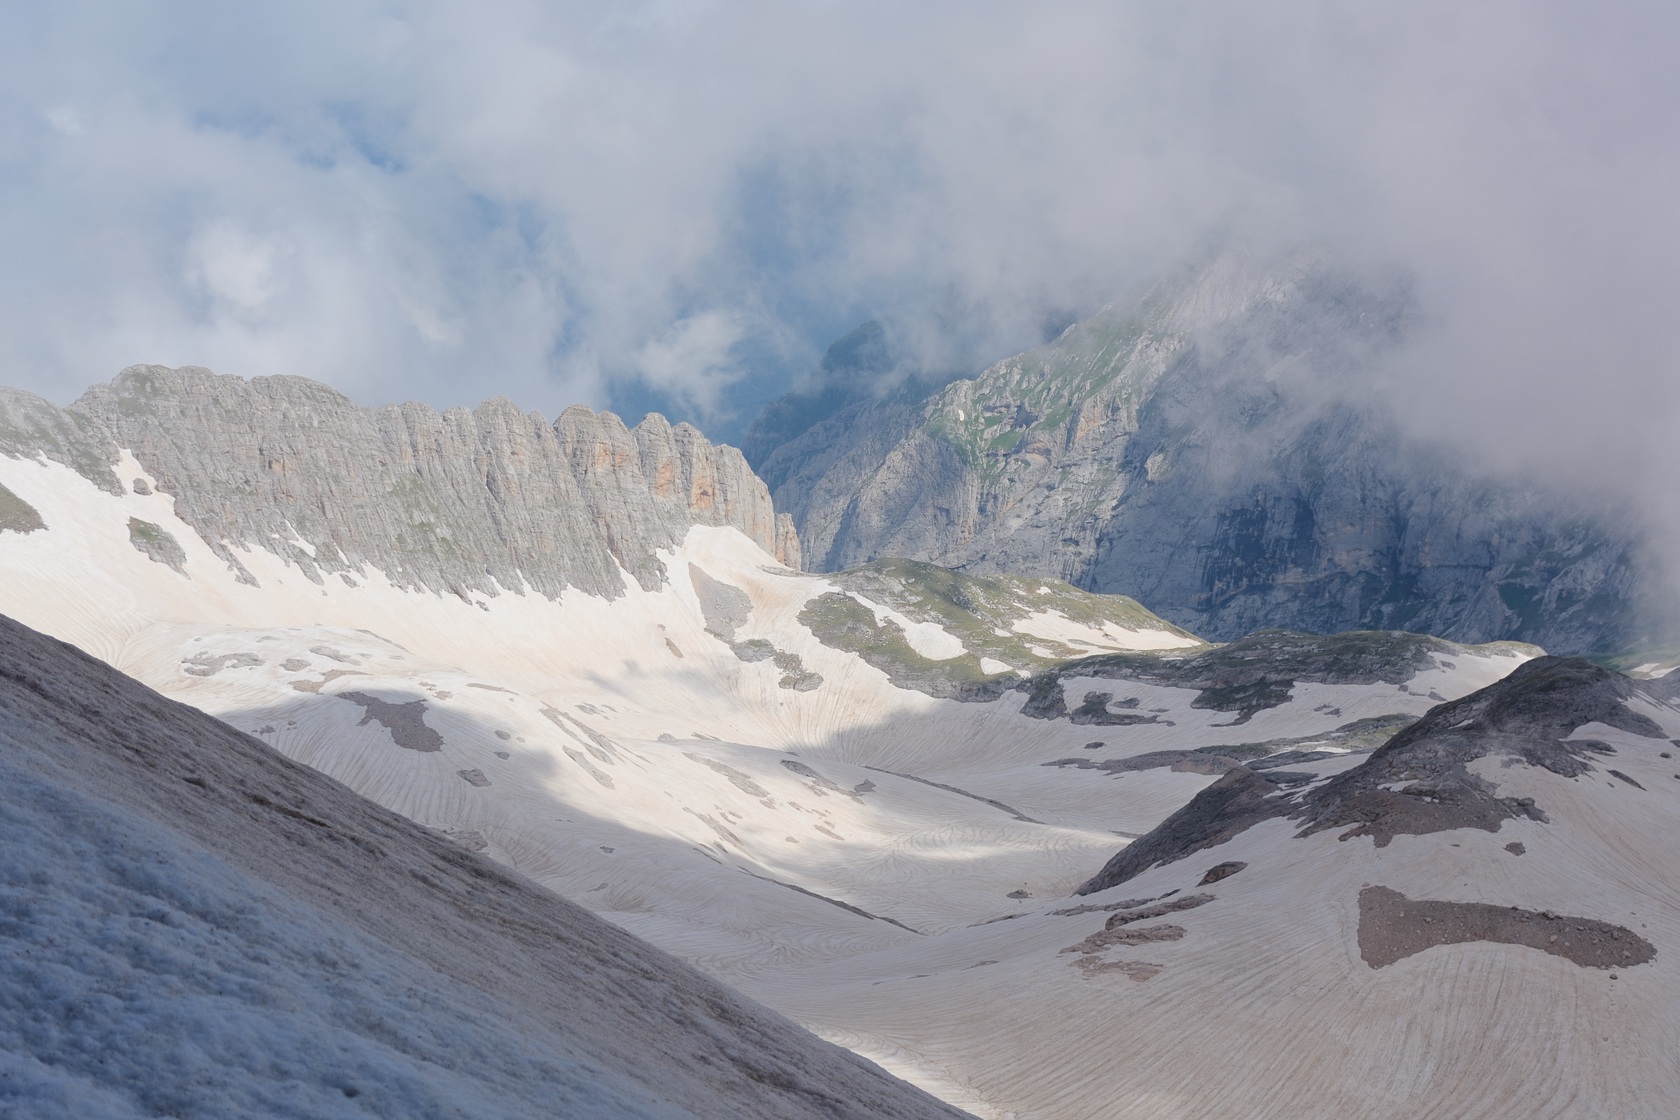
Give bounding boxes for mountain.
[749,250,1648,654]
[1078,654,1670,894]
[0,388,1554,1115]
[0,610,971,1119]
[1,364,799,604]
[6,360,1678,1117]
[739,320,903,469]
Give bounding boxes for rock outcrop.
[1075,655,1667,894]
[750,250,1649,653]
[0,365,798,600]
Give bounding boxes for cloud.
[43,105,86,138]
[631,310,749,417]
[0,0,1674,492]
[185,222,291,314]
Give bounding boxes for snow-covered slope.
[0,437,1556,1116]
[769,657,1680,1119]
[0,612,971,1119]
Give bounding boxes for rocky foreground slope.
[0,612,969,1119]
[749,249,1646,653]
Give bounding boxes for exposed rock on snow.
[1078,656,1666,893]
[0,482,43,534]
[1357,886,1654,970]
[1027,628,1530,729]
[336,691,444,753]
[769,657,1680,1120]
[125,516,187,573]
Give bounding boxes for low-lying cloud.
[0,1,1675,503]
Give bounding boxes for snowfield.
[10,444,1669,1119]
[0,614,970,1119]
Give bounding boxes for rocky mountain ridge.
[751,250,1649,654]
[0,364,799,601]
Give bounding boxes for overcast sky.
[1,0,1677,473]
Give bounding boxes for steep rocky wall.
[553,404,793,589]
[0,386,124,495]
[754,251,1648,653]
[0,365,797,600]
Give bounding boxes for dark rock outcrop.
[1023,628,1509,727]
[1077,767,1289,895]
[1075,656,1669,894]
[1357,886,1655,970]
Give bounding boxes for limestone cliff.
[0,366,797,600]
[752,250,1648,653]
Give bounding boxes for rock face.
[751,250,1647,653]
[1017,628,1520,726]
[0,366,797,599]
[1076,655,1667,894]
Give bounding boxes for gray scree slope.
[0,365,800,600]
[752,250,1645,653]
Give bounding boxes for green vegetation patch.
[802,561,1527,716]
[798,558,1202,701]
[797,591,1012,701]
[832,557,1199,669]
[918,303,1175,481]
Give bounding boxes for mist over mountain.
[741,322,899,466]
[747,249,1658,655]
[5,3,1680,1116]
[12,2,1675,480]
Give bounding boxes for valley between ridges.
[4,442,1647,1119]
